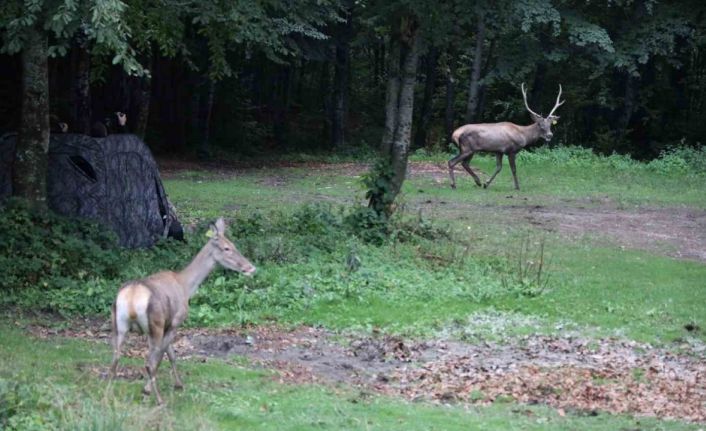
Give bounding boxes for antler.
[521,83,541,118]
[547,84,564,118]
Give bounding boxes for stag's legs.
[448,151,475,189]
[508,153,520,190]
[460,154,483,187]
[483,153,504,188]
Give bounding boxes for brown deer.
[448,83,564,190]
[109,217,256,405]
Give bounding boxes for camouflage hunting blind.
[0,133,182,248]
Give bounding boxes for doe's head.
[208,218,256,276]
[521,83,564,142]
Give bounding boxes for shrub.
[0,199,122,292]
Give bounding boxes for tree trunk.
[331,8,352,148]
[476,38,496,119]
[464,14,485,124]
[370,29,421,215]
[198,78,215,159]
[13,25,50,208]
[133,54,153,140]
[414,46,439,149]
[70,39,91,135]
[320,62,331,146]
[444,58,457,144]
[389,34,421,198]
[272,66,291,148]
[381,40,401,155]
[617,73,637,136]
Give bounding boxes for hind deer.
[448,83,564,190]
[109,217,256,405]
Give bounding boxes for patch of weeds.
[0,198,122,292]
[631,367,647,383]
[442,310,570,343]
[500,233,551,298]
[469,390,486,402]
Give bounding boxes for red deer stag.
[448,83,564,190]
[109,218,256,405]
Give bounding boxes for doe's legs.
[109,310,127,380]
[143,326,165,405]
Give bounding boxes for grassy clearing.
[156,149,706,344]
[1,324,699,431]
[2,147,705,429]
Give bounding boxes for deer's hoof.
[174,382,184,390]
[482,183,488,189]
[450,184,456,190]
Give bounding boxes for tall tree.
[331,1,354,148]
[369,14,421,215]
[0,0,142,208]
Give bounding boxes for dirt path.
[30,322,706,423]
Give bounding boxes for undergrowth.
[410,144,706,176]
[0,200,540,327]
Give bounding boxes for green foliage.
[0,378,51,430]
[0,0,145,75]
[362,158,396,216]
[647,145,706,175]
[0,199,121,291]
[514,145,706,177]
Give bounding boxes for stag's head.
[208,218,256,276]
[521,83,564,142]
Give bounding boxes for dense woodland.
[1,0,705,209]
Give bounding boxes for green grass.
[156,151,706,344]
[1,324,699,430]
[2,147,705,429]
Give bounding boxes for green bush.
[1,200,542,326]
[0,199,122,292]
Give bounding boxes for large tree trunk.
[370,29,421,215]
[464,14,485,124]
[414,46,439,149]
[13,26,50,208]
[331,6,353,148]
[389,34,421,197]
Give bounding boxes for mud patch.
[29,321,706,423]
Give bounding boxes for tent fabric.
[0,132,181,248]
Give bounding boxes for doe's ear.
[215,217,226,235]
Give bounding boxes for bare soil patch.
[518,205,706,262]
[27,321,706,423]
